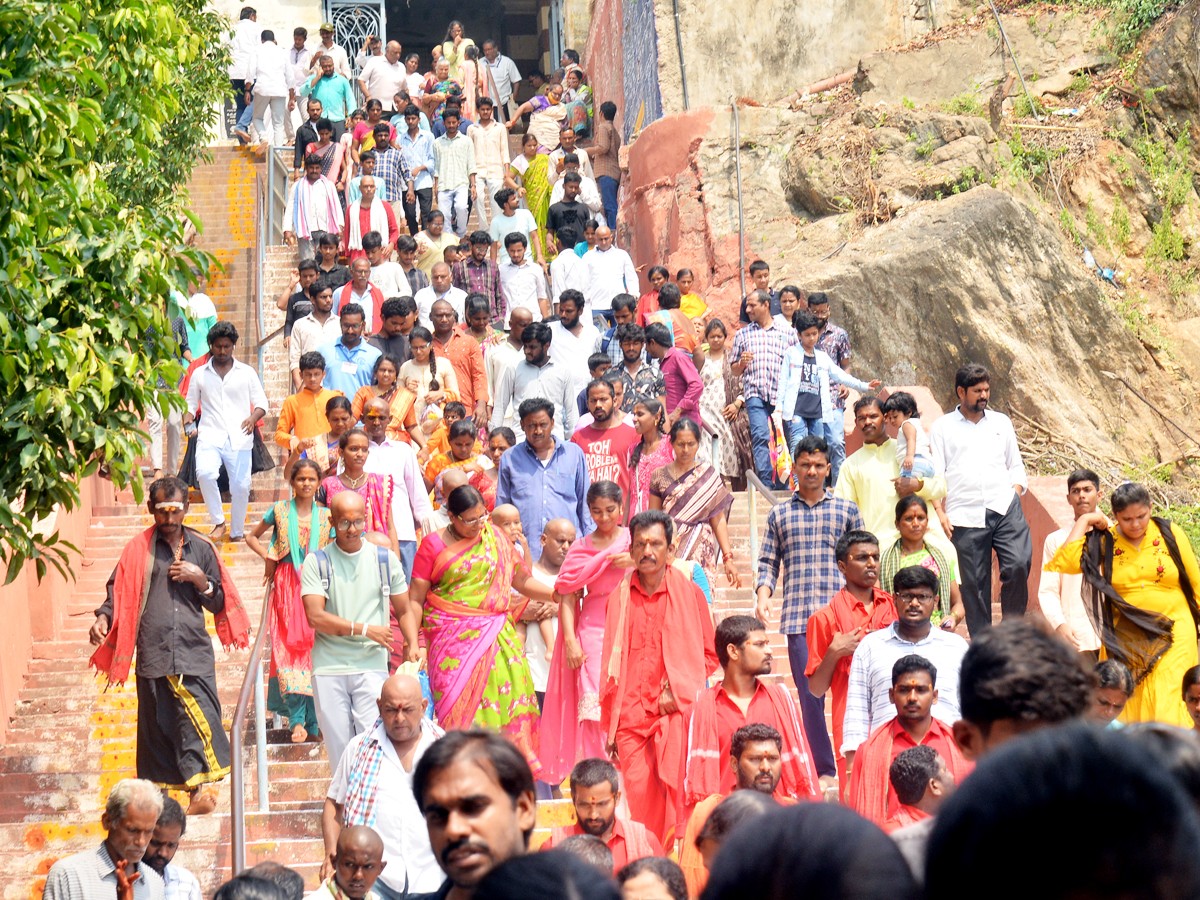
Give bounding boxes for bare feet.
[291,723,308,743]
[210,522,227,541]
[153,470,164,481]
[186,785,219,815]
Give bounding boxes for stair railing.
[230,584,273,876]
[744,469,780,571]
[265,146,290,244]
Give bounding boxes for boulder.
[1135,1,1200,136]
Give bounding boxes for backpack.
[312,545,392,610]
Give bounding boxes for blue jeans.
[785,416,823,456]
[397,540,417,581]
[597,175,619,229]
[824,409,847,484]
[786,633,836,778]
[744,397,778,488]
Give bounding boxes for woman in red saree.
[541,481,632,782]
[649,419,741,587]
[408,484,553,773]
[318,428,399,556]
[245,459,333,742]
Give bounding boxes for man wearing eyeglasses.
[839,565,969,780]
[302,491,421,774]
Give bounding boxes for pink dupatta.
[540,529,631,782]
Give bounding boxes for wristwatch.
[201,580,215,596]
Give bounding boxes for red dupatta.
[90,526,250,685]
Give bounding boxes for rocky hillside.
[622,0,1200,497]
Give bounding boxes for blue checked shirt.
[375,147,413,203]
[756,491,864,634]
[729,320,796,405]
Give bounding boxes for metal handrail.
[265,146,290,243]
[744,469,780,570]
[230,585,273,876]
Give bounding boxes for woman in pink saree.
[541,481,632,782]
[408,484,553,774]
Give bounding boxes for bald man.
[323,675,444,898]
[414,262,467,328]
[526,518,576,707]
[307,825,386,900]
[302,492,420,774]
[582,225,637,324]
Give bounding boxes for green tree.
[0,0,228,581]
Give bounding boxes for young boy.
[576,352,612,416]
[492,504,555,660]
[420,400,468,463]
[347,151,386,204]
[779,311,880,458]
[274,351,343,475]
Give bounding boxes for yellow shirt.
[680,292,708,320]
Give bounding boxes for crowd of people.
[44,7,1200,900]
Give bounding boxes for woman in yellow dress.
[1047,481,1200,726]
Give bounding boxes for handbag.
[768,415,794,490]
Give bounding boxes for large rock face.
[795,187,1166,454]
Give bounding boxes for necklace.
[172,533,186,563]
[342,472,368,489]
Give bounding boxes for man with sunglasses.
[302,491,421,774]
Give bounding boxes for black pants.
[404,188,434,235]
[950,493,1032,635]
[331,119,347,143]
[231,78,248,122]
[136,672,231,789]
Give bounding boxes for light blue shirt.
[319,338,382,395]
[398,128,437,191]
[300,73,356,122]
[496,438,594,560]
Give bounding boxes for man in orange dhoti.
[846,654,970,828]
[599,510,718,845]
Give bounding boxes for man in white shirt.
[498,233,549,324]
[283,155,342,262]
[841,566,969,770]
[289,281,342,389]
[309,23,352,80]
[491,321,577,440]
[362,398,435,577]
[549,227,588,305]
[364,233,412,300]
[247,30,290,147]
[359,41,406,115]
[482,40,522,121]
[929,363,1032,637]
[183,321,269,541]
[469,97,509,230]
[227,7,259,132]
[323,674,444,900]
[548,289,601,399]
[486,308,532,430]
[548,126,594,183]
[1037,469,1102,654]
[549,154,603,214]
[285,28,313,142]
[144,798,202,900]
[432,108,477,238]
[414,262,467,327]
[583,225,638,322]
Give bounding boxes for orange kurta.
[599,567,718,844]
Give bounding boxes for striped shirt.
[756,491,864,634]
[163,863,203,900]
[43,844,165,900]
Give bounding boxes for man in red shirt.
[540,758,663,873]
[571,378,638,507]
[430,298,487,423]
[600,511,717,844]
[804,529,897,796]
[846,654,970,828]
[682,615,820,807]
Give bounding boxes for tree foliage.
[0,0,229,581]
